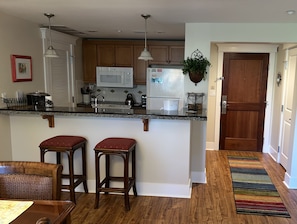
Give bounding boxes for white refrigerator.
[146,67,185,111]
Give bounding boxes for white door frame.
[279,47,297,169]
[214,44,278,152]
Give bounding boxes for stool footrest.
[61,174,86,179]
[106,176,135,181]
[99,188,130,193]
[62,180,85,189]
[99,177,135,188]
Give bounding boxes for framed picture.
[11,55,32,82]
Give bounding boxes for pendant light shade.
[44,13,58,58]
[138,14,153,61]
[45,46,58,58]
[138,48,153,60]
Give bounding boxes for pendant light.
[138,14,153,61]
[44,13,58,58]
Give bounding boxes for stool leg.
[81,144,88,193]
[56,152,61,164]
[105,154,110,193]
[40,149,45,162]
[124,152,130,211]
[132,147,137,196]
[94,151,100,209]
[67,151,76,203]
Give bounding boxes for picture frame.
[11,55,32,82]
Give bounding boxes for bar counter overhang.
[0,106,207,198]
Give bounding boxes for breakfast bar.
[0,106,207,198]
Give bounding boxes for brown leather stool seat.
[94,137,137,211]
[39,135,88,203]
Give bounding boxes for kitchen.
[0,3,297,199]
[0,11,209,199]
[0,35,208,197]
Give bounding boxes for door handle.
[222,100,228,107]
[221,95,228,114]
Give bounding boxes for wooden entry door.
[219,53,269,151]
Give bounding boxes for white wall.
[0,12,45,103]
[8,114,193,197]
[185,23,297,145]
[0,115,12,160]
[0,12,45,159]
[184,23,297,188]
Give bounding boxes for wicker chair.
[0,161,63,200]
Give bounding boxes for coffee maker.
[27,92,53,108]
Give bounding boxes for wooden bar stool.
[39,135,88,203]
[94,137,137,211]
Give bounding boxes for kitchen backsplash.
[86,84,146,104]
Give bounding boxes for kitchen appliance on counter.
[96,67,133,88]
[125,93,135,106]
[187,92,205,111]
[141,94,147,108]
[27,92,53,108]
[146,67,184,111]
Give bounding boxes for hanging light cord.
[144,15,148,50]
[142,14,150,50]
[44,13,54,48]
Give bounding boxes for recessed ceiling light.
[286,10,296,15]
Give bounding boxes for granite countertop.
[0,105,207,121]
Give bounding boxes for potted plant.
[182,49,211,85]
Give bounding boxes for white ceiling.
[0,0,296,40]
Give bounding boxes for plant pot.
[189,72,204,85]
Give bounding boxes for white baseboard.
[284,172,297,189]
[206,141,216,150]
[191,169,207,184]
[136,180,192,198]
[71,179,192,198]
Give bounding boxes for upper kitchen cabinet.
[82,42,97,83]
[97,44,133,67]
[82,40,184,84]
[148,41,184,65]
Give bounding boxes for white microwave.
[96,67,133,88]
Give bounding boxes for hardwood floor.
[64,150,297,224]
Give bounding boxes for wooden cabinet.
[169,46,185,64]
[149,43,184,65]
[133,45,148,85]
[82,40,184,84]
[97,45,133,67]
[82,43,97,83]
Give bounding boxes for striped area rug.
[228,155,291,218]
